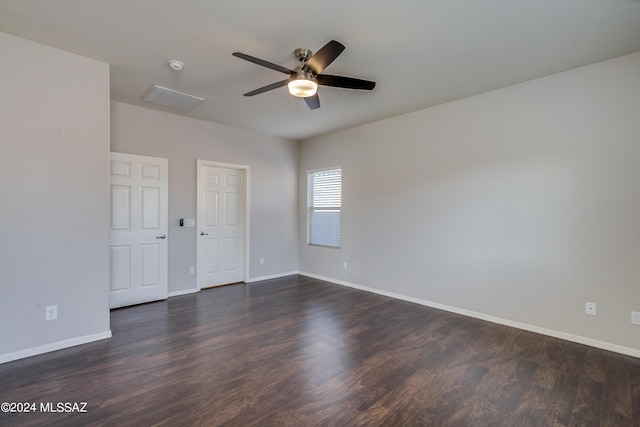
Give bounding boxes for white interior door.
[109,152,168,308]
[197,161,245,288]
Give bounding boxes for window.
[307,168,341,248]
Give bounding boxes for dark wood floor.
[1,275,640,426]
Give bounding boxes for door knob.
[200,231,208,236]
[156,234,167,239]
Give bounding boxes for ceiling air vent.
[142,85,204,111]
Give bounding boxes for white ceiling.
[2,0,640,141]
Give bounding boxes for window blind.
[307,168,341,248]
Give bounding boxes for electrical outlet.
[631,311,640,325]
[189,266,195,275]
[585,302,597,316]
[45,305,57,321]
[343,261,348,270]
[259,257,264,265]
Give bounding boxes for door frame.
[196,159,250,290]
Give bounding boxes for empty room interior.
[2,1,640,425]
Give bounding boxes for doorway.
[197,160,249,289]
[109,152,168,308]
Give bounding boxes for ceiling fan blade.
[243,79,290,96]
[304,94,321,110]
[233,52,294,74]
[317,74,376,90]
[303,40,345,75]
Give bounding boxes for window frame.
[306,167,342,249]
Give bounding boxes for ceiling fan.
[233,40,375,110]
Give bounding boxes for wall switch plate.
[184,219,195,227]
[45,305,57,321]
[632,311,640,325]
[189,266,195,275]
[585,302,597,316]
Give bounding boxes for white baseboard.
[168,288,199,297]
[245,271,299,283]
[298,271,640,359]
[0,330,113,365]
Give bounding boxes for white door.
[197,161,245,288]
[109,152,168,308]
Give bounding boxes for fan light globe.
[288,78,318,97]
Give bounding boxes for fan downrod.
[294,48,313,63]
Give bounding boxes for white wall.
[110,102,298,293]
[0,33,111,361]
[299,52,640,354]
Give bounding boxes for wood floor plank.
[632,367,640,426]
[601,354,634,426]
[1,275,639,427]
